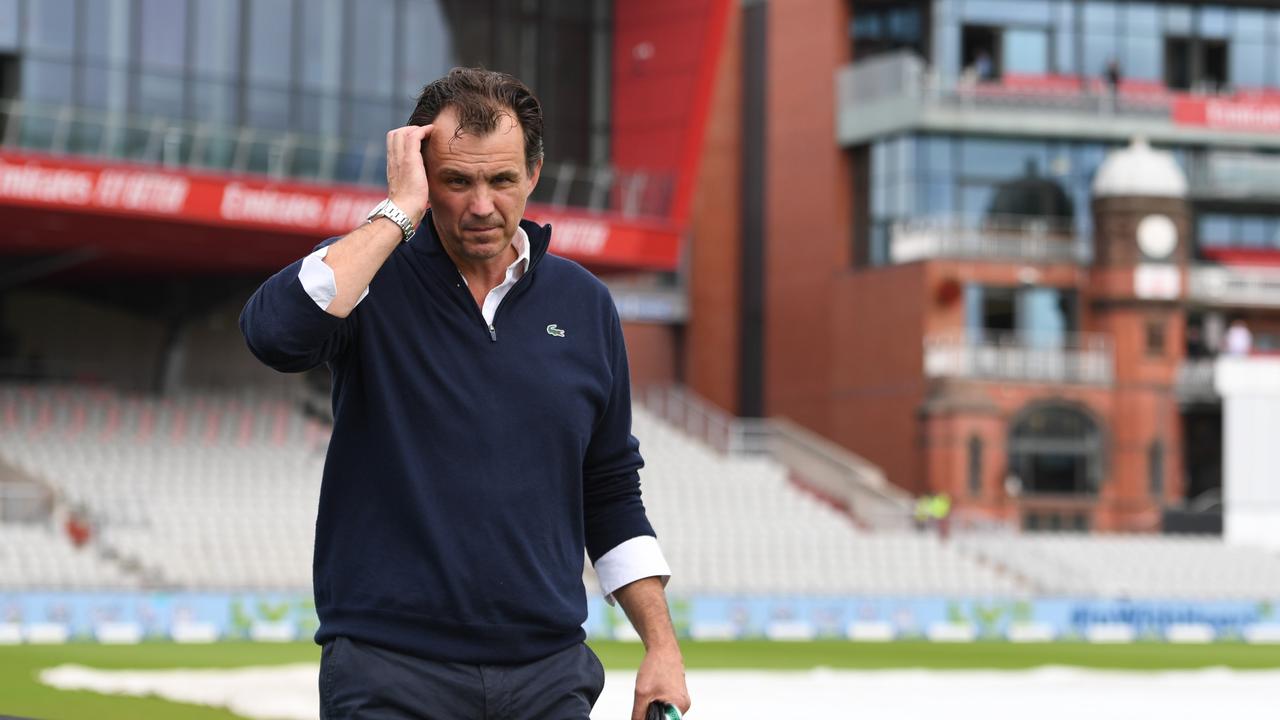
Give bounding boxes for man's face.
[424,106,541,265]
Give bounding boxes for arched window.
[1008,403,1103,495]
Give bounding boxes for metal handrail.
[0,99,674,219]
[890,213,1088,264]
[924,330,1115,385]
[637,385,913,530]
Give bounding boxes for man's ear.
[527,158,543,196]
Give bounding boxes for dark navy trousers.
[319,636,607,720]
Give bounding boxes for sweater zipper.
[486,262,538,343]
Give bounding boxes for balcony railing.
[1176,359,1218,402]
[924,331,1114,385]
[1188,264,1280,308]
[0,100,673,219]
[836,50,1280,148]
[1187,153,1280,200]
[890,214,1087,265]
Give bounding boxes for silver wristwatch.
[366,198,417,242]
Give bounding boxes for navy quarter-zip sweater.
[240,211,655,664]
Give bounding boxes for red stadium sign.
[1172,96,1280,133]
[0,151,681,271]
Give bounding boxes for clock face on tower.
[1136,214,1178,260]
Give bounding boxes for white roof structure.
[1092,136,1188,199]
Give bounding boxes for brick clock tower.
[1087,137,1190,530]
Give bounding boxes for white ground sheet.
[40,664,1280,719]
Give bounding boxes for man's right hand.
[386,124,433,227]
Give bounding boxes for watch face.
[1137,214,1178,260]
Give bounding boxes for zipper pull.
[488,324,497,342]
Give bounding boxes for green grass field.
[3,641,1280,720]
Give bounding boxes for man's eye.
[447,178,467,187]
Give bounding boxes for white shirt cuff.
[298,247,369,311]
[594,535,671,606]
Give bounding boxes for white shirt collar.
[458,226,530,288]
[509,226,531,278]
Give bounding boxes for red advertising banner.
[1172,96,1280,133]
[0,151,680,271]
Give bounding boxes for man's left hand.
[632,643,690,720]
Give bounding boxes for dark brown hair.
[408,67,544,174]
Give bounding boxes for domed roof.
[987,160,1074,227]
[1092,136,1187,198]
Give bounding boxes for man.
[241,68,690,720]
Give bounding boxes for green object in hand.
[646,701,682,720]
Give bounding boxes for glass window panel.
[193,0,240,79]
[923,135,953,178]
[852,13,883,40]
[138,73,184,118]
[400,1,454,98]
[295,91,341,137]
[82,0,129,62]
[1083,1,1117,31]
[1124,3,1159,34]
[1164,5,1193,35]
[1018,287,1066,347]
[887,7,921,42]
[246,87,291,130]
[1233,42,1266,89]
[1123,35,1162,81]
[25,0,74,53]
[871,179,887,217]
[1241,216,1268,247]
[965,284,983,333]
[21,58,73,104]
[1199,7,1230,38]
[925,181,953,215]
[897,135,916,185]
[1005,29,1049,75]
[935,16,960,83]
[139,0,186,70]
[247,0,293,85]
[1235,10,1268,41]
[301,0,342,92]
[959,183,993,218]
[79,64,129,113]
[0,0,16,50]
[352,0,396,97]
[345,95,396,140]
[1198,214,1233,248]
[190,79,238,126]
[962,0,1050,25]
[1055,25,1075,74]
[1082,33,1118,77]
[959,138,1047,179]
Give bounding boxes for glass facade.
[0,0,612,189]
[925,0,1280,90]
[866,132,1280,263]
[867,133,1129,264]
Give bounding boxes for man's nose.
[469,186,495,217]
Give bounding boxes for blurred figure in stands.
[1225,318,1253,356]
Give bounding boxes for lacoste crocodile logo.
[546,324,566,338]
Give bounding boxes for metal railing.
[890,213,1087,265]
[637,385,913,530]
[1188,152,1280,200]
[1175,358,1219,402]
[1189,264,1280,308]
[924,330,1114,385]
[0,99,674,218]
[837,51,1175,122]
